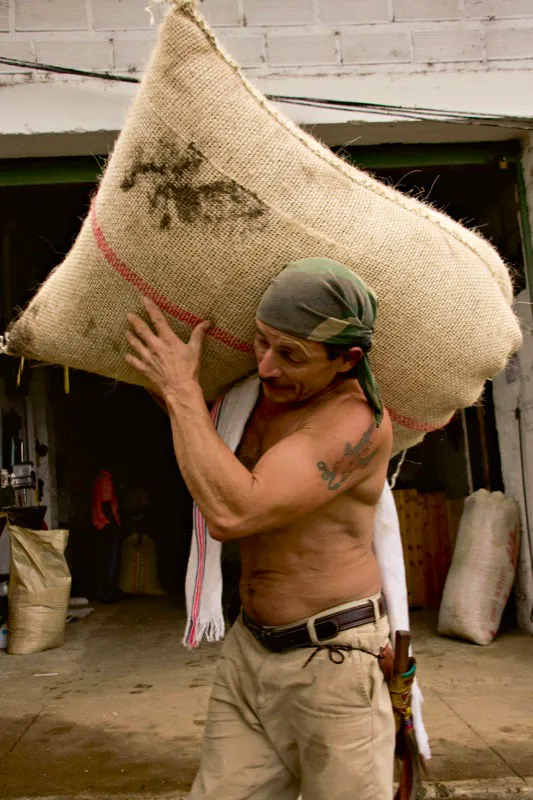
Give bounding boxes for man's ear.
[337,346,363,373]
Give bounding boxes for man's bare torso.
[236,380,390,626]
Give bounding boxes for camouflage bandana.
[257,257,383,426]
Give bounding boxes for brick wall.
[2,0,533,76]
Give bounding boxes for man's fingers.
[127,312,160,351]
[189,320,212,351]
[143,297,176,342]
[125,352,150,376]
[127,331,152,363]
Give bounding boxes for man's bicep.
[251,415,379,516]
[315,418,378,492]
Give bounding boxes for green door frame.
[1,141,531,293]
[0,156,105,186]
[516,164,533,297]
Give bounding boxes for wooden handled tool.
[394,630,411,674]
[392,630,421,800]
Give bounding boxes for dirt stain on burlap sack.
[83,317,97,338]
[121,140,266,230]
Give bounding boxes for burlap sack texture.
[119,532,165,596]
[438,490,520,645]
[7,525,71,655]
[7,0,522,453]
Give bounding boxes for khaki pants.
[189,596,395,800]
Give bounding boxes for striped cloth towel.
[183,375,260,649]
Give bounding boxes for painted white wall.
[3,0,533,79]
[1,0,533,152]
[2,67,532,160]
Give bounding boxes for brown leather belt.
[242,595,386,653]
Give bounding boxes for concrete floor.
[1,597,532,799]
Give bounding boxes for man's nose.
[257,348,282,379]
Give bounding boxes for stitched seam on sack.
[173,1,510,302]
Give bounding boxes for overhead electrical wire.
[2,54,533,130]
[0,56,141,83]
[266,95,533,130]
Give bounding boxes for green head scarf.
[256,257,383,426]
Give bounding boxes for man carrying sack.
[126,258,411,799]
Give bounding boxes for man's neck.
[256,377,351,418]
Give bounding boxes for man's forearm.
[166,383,255,537]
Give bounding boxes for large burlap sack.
[6,1,521,453]
[438,490,520,645]
[119,532,165,596]
[8,525,71,654]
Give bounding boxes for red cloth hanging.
[91,470,121,531]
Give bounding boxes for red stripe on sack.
[90,206,254,355]
[91,207,452,435]
[388,408,452,433]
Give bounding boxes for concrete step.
[423,778,533,798]
[11,779,533,800]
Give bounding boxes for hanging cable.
[266,95,533,130]
[0,56,140,83]
[2,55,533,130]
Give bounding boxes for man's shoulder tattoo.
[316,421,377,492]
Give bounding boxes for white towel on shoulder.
[183,374,430,759]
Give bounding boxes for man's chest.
[236,406,306,471]
[236,424,264,471]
